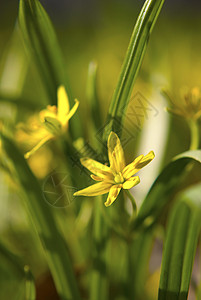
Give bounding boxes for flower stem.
[101,204,127,240]
[189,120,200,150]
[90,196,108,300]
[125,190,137,218]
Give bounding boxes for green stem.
[90,196,108,300]
[100,204,128,241]
[125,190,137,218]
[189,120,200,150]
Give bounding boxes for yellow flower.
[74,131,155,207]
[165,87,201,121]
[16,85,79,159]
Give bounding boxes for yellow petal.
[122,155,143,179]
[122,176,140,189]
[107,131,125,173]
[81,157,113,180]
[91,174,103,181]
[64,99,79,124]
[104,185,122,207]
[136,150,155,169]
[123,151,155,179]
[24,134,53,159]
[73,182,112,197]
[57,85,70,123]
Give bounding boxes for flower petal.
[57,85,70,123]
[64,99,79,124]
[24,134,53,159]
[107,131,125,173]
[122,176,140,189]
[74,182,112,197]
[122,155,143,179]
[123,151,155,179]
[81,157,113,180]
[91,174,103,181]
[104,185,122,207]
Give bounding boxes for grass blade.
[129,228,154,298]
[0,241,24,278]
[158,183,201,300]
[18,0,82,139]
[18,0,65,101]
[1,134,81,300]
[24,266,36,300]
[89,196,108,300]
[133,150,201,230]
[102,0,165,143]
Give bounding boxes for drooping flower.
[16,85,79,158]
[165,87,201,121]
[74,131,155,207]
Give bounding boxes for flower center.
[114,172,124,184]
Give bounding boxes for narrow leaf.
[24,266,36,300]
[1,134,81,300]
[0,241,24,278]
[129,228,154,298]
[18,0,82,139]
[133,150,201,230]
[158,183,201,300]
[102,0,165,143]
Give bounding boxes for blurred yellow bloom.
[74,131,155,207]
[165,87,201,121]
[16,85,79,158]
[28,147,55,179]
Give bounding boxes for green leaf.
[1,134,81,300]
[0,25,28,98]
[89,196,109,300]
[158,183,201,300]
[24,266,36,300]
[102,0,165,144]
[0,241,24,277]
[133,150,201,230]
[0,241,25,300]
[128,228,154,298]
[18,0,63,101]
[18,0,82,139]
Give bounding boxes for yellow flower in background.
[74,131,155,207]
[16,85,79,159]
[165,87,201,121]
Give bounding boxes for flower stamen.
[114,172,124,184]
